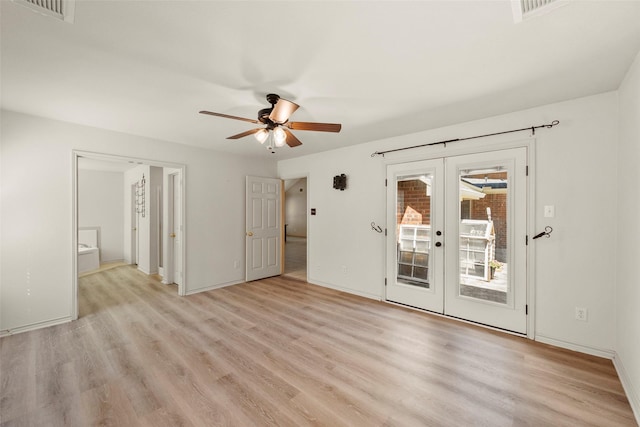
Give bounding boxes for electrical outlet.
[575,307,588,321]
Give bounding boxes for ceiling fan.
[199,94,341,151]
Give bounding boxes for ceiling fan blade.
[199,110,260,124]
[287,122,342,133]
[227,128,263,139]
[269,99,299,124]
[282,128,302,147]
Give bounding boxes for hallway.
[283,236,306,281]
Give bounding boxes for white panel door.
[171,172,183,287]
[246,176,282,281]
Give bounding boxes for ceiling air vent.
[512,0,566,23]
[12,0,76,23]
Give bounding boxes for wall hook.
[371,222,383,233]
[533,226,553,240]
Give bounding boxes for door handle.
[435,242,442,247]
[170,233,176,238]
[246,231,254,237]
[132,227,137,231]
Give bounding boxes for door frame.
[163,169,184,292]
[72,150,187,320]
[382,137,536,339]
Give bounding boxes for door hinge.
[385,228,387,236]
[385,178,388,187]
[384,278,387,286]
[526,304,529,315]
[526,165,529,176]
[526,235,528,245]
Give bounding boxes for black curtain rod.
[370,120,560,157]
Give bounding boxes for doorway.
[283,177,308,281]
[386,148,528,334]
[72,152,186,320]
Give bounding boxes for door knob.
[435,242,442,247]
[247,231,254,237]
[170,233,176,238]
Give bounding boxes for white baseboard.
[613,352,640,425]
[185,279,244,296]
[137,266,157,275]
[306,278,382,301]
[535,334,616,359]
[0,316,72,337]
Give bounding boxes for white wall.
[279,91,619,354]
[0,110,276,333]
[616,50,640,418]
[78,169,124,262]
[285,178,307,237]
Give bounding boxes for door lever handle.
[170,233,176,238]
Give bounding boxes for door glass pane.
[458,167,508,304]
[396,174,432,288]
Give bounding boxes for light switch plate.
[544,205,555,218]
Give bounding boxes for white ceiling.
[2,1,640,160]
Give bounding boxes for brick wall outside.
[396,174,508,261]
[397,180,431,225]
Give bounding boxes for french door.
[386,148,528,334]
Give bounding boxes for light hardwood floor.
[283,236,306,281]
[1,265,636,426]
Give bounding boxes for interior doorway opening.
[73,151,186,320]
[283,177,308,281]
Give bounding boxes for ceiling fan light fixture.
[273,127,287,147]
[200,93,342,151]
[255,128,269,144]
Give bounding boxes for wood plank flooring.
[1,265,636,426]
[283,236,306,281]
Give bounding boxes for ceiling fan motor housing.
[258,108,274,126]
